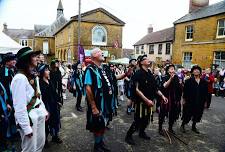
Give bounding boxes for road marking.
[71,112,78,118]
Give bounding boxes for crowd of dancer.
[0,46,225,152]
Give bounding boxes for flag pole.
[78,0,81,60]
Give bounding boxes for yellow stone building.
[54,8,125,63]
[173,0,225,69]
[2,0,67,62]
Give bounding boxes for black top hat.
[191,65,202,73]
[17,47,41,62]
[129,58,136,64]
[2,52,16,64]
[165,64,175,74]
[138,55,147,63]
[50,59,59,66]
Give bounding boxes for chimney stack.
[148,24,153,34]
[3,23,7,31]
[189,0,209,13]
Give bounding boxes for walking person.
[158,64,182,135]
[180,65,208,134]
[11,47,48,152]
[38,64,62,147]
[125,55,168,145]
[0,53,17,151]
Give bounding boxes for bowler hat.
[17,47,41,62]
[37,63,49,75]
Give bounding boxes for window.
[158,44,162,54]
[149,45,154,54]
[20,39,28,46]
[141,45,144,54]
[214,51,225,67]
[166,43,171,55]
[43,41,49,55]
[185,25,193,41]
[183,52,192,68]
[217,19,225,38]
[136,46,140,54]
[92,25,107,46]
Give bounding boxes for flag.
[78,44,85,63]
[113,40,119,49]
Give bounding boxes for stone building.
[134,26,174,64]
[2,23,34,49]
[54,8,125,63]
[33,0,67,60]
[173,0,225,69]
[2,0,67,62]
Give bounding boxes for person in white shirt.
[11,47,48,152]
[59,61,69,100]
[116,64,125,103]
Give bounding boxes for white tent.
[109,58,130,65]
[0,31,22,54]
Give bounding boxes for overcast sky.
[0,0,222,48]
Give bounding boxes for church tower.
[57,0,64,18]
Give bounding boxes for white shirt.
[11,74,47,135]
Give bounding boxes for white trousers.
[19,109,46,152]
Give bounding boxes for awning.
[109,58,129,65]
[0,31,22,54]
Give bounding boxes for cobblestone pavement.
[16,94,225,152]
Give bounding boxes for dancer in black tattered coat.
[181,65,208,134]
[159,64,182,135]
[125,55,168,145]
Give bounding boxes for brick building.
[54,8,125,63]
[173,0,225,69]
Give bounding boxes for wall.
[172,13,225,68]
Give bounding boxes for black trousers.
[76,90,82,108]
[127,113,150,136]
[159,108,177,129]
[206,93,212,108]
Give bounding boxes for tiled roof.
[34,24,48,34]
[3,28,34,39]
[122,49,134,58]
[174,0,225,24]
[134,27,174,46]
[35,15,68,37]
